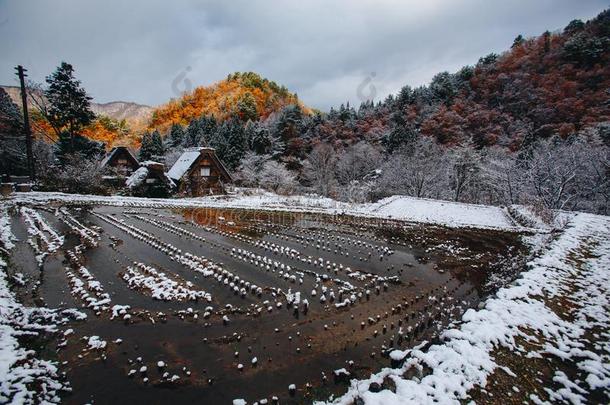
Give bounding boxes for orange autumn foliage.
[31,113,130,149]
[149,72,311,134]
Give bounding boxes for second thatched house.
[100,146,139,176]
[167,147,232,196]
[126,161,176,198]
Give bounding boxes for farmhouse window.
[200,166,211,177]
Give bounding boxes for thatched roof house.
[126,161,175,198]
[101,146,139,176]
[167,147,232,196]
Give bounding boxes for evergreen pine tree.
[185,116,218,147]
[167,124,185,147]
[184,118,201,147]
[139,132,153,160]
[150,130,164,158]
[512,34,525,48]
[245,121,272,154]
[274,105,303,143]
[382,112,417,153]
[198,115,218,146]
[211,118,246,169]
[0,88,27,175]
[44,62,95,152]
[236,92,259,122]
[55,132,105,164]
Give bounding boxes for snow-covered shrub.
[37,154,111,195]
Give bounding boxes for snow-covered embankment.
[322,212,610,404]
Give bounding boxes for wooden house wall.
[179,152,229,196]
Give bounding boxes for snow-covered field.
[0,191,608,403]
[362,195,516,230]
[10,190,527,231]
[0,202,79,403]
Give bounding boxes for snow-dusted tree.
[38,153,108,194]
[259,160,297,194]
[447,144,482,202]
[209,118,247,170]
[376,136,448,199]
[163,146,185,169]
[167,124,185,148]
[245,121,272,154]
[521,137,589,210]
[150,130,165,159]
[139,132,153,160]
[236,92,259,122]
[335,142,381,202]
[236,152,270,187]
[382,112,417,153]
[479,147,522,205]
[302,143,337,197]
[44,62,95,151]
[579,125,610,214]
[0,88,27,175]
[336,142,380,184]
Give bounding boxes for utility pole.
[15,65,35,181]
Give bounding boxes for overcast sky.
[0,0,607,111]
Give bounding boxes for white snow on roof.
[125,166,176,189]
[167,150,201,181]
[100,148,119,167]
[125,167,149,189]
[140,160,161,167]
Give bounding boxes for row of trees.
[295,128,609,214]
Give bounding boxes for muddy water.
[7,204,526,404]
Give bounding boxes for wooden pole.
[15,65,35,181]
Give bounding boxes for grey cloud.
[0,0,606,110]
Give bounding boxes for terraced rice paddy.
[4,203,527,404]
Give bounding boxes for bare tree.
[236,152,270,187]
[335,142,381,202]
[447,144,481,202]
[302,143,337,197]
[377,137,448,199]
[521,137,589,210]
[260,160,297,194]
[479,147,522,205]
[163,146,185,169]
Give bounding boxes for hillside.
[148,71,310,133]
[299,10,610,150]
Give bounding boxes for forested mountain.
[6,10,608,151]
[148,10,609,162]
[149,72,310,134]
[304,9,609,151]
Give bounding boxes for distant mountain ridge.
[90,101,153,125]
[0,85,153,126]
